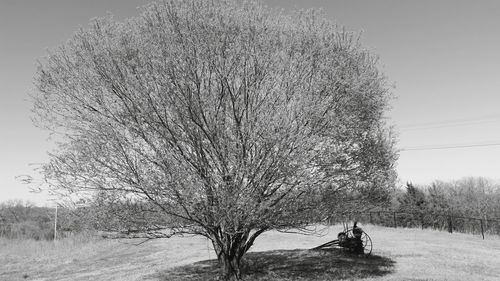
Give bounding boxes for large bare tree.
[32,0,397,279]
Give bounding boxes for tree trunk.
[212,239,245,280]
[220,253,242,280]
[210,228,267,280]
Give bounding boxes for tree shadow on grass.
[161,248,395,280]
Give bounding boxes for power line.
[398,114,500,131]
[400,119,500,131]
[400,142,500,151]
[397,115,500,150]
[399,114,500,127]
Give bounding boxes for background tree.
[398,182,427,212]
[32,0,397,279]
[425,182,451,229]
[396,182,428,227]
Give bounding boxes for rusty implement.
[312,223,373,255]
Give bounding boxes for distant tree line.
[0,197,179,240]
[4,177,500,240]
[384,177,500,235]
[396,177,500,219]
[0,200,95,240]
[324,177,500,236]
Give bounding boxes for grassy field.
[1,225,500,281]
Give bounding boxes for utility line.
[398,114,500,131]
[400,119,500,131]
[397,115,500,151]
[400,142,500,151]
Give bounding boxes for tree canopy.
[32,0,397,279]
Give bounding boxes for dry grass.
[0,233,209,281]
[1,225,500,281]
[362,226,500,281]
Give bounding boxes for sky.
[1,0,500,206]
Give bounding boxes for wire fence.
[329,210,500,239]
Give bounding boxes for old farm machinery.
[312,222,373,255]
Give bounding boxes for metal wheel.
[346,228,373,255]
[361,232,373,255]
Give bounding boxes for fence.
[329,210,500,239]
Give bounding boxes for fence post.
[420,213,424,230]
[54,204,58,241]
[448,215,453,233]
[369,212,373,224]
[393,212,397,228]
[480,219,484,240]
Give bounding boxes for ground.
[1,225,499,281]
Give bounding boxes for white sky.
[1,0,500,205]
